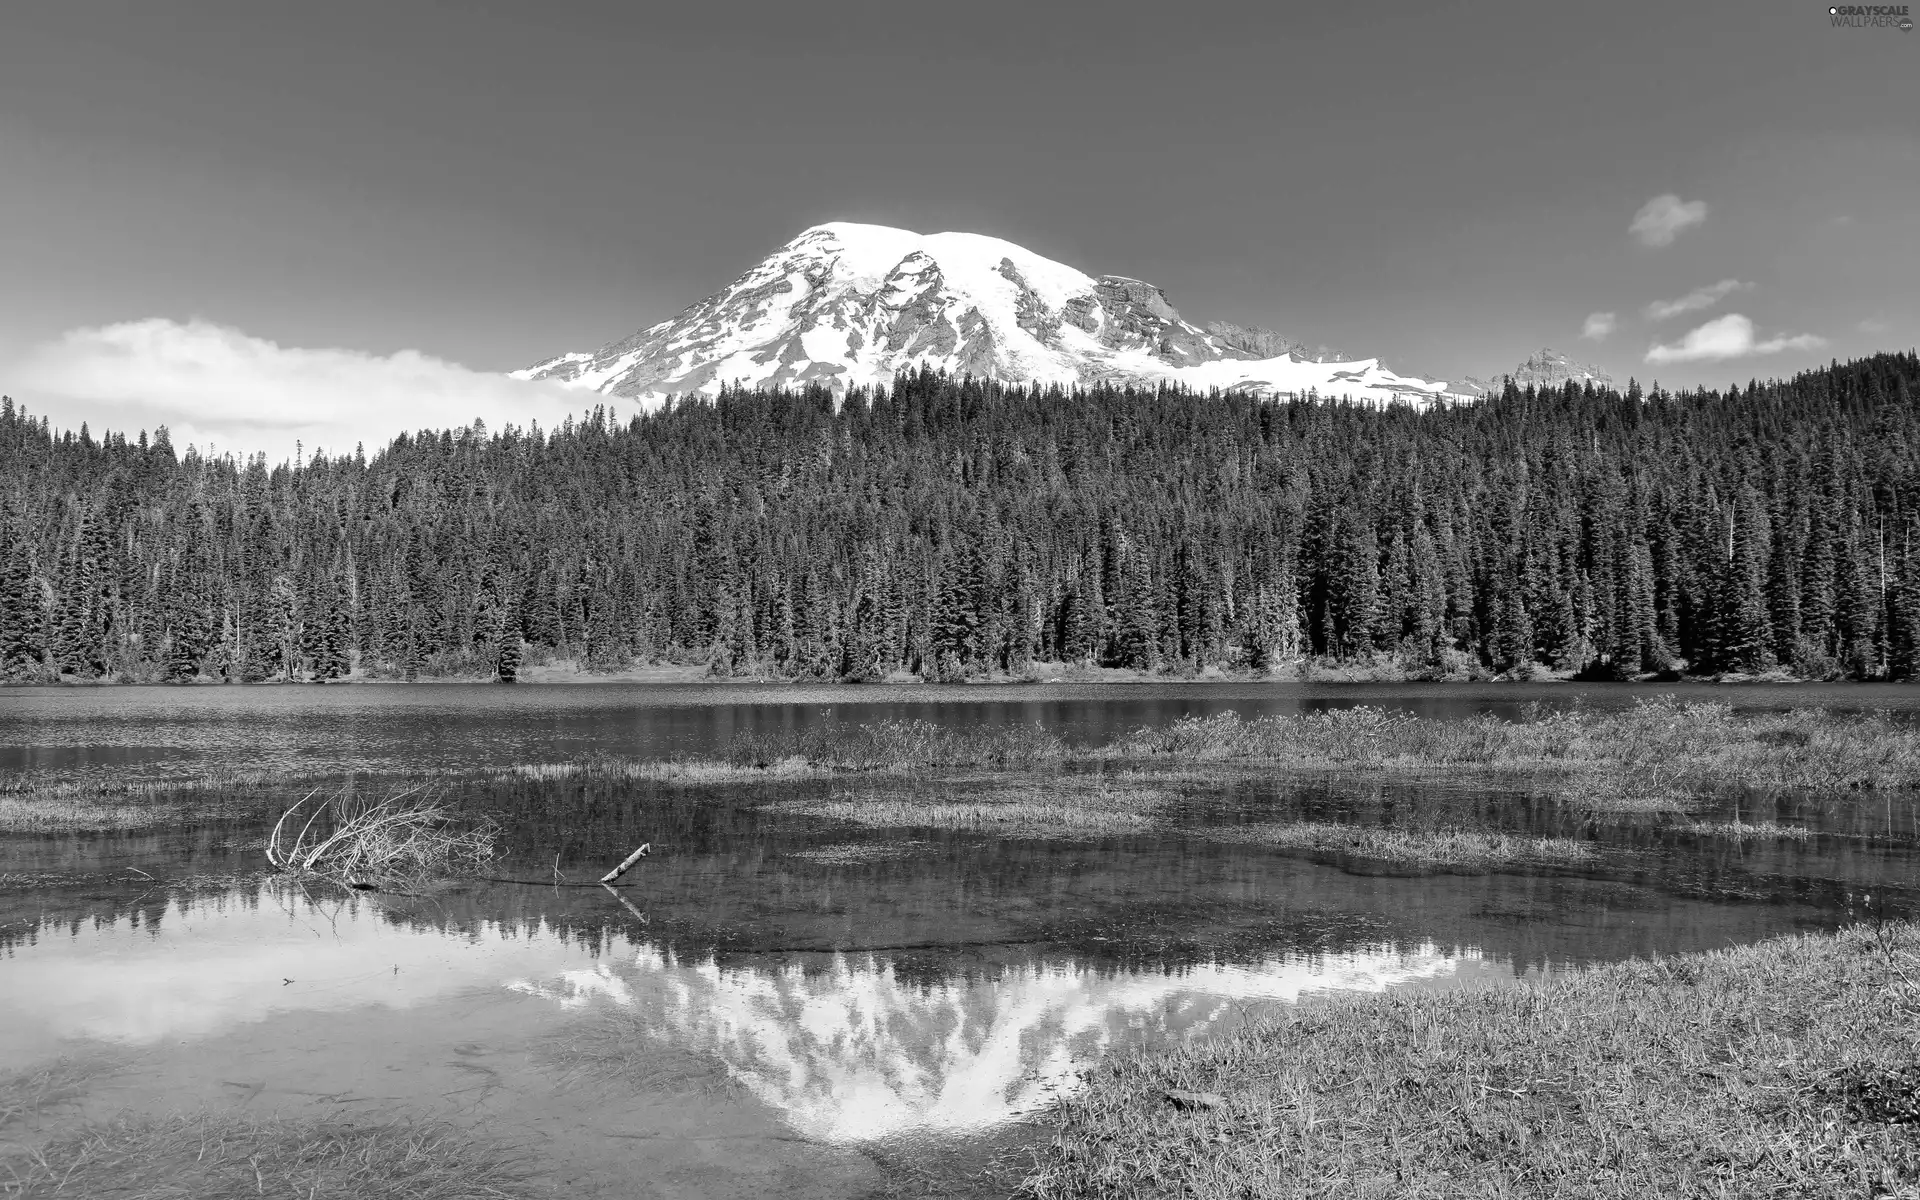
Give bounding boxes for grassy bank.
[1021,921,1920,1199]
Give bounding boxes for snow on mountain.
[513,222,1471,408]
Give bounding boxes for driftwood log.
[599,843,651,884]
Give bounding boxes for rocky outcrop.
[1459,348,1615,397]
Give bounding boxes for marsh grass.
[507,753,822,784]
[1196,821,1597,868]
[1686,818,1815,842]
[728,718,1067,772]
[1022,921,1920,1200]
[1101,700,1920,799]
[0,767,299,833]
[0,794,181,832]
[0,1111,535,1199]
[266,790,498,885]
[786,841,931,864]
[783,778,1173,837]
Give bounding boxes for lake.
[3,683,1916,1196]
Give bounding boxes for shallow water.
[5,686,1919,1195]
[6,765,1918,1196]
[6,679,1919,779]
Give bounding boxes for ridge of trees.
[2,351,1918,684]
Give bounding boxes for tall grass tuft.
[265,789,498,885]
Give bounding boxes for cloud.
[1629,193,1708,247]
[1859,317,1890,334]
[1643,279,1751,321]
[1580,312,1617,341]
[9,318,596,462]
[1643,314,1827,365]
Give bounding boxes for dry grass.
[0,768,295,833]
[728,718,1067,772]
[786,841,931,864]
[1686,818,1815,842]
[0,1111,535,1199]
[507,753,823,784]
[0,794,181,832]
[1021,921,1920,1200]
[266,790,498,885]
[1099,700,1920,800]
[782,779,1172,837]
[1195,821,1597,868]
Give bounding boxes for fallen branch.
[599,843,650,884]
[265,789,497,885]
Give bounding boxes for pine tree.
[1713,488,1774,673]
[0,532,40,677]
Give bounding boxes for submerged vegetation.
[1,1111,535,1200]
[1022,921,1920,1199]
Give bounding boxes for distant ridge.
[1460,348,1615,397]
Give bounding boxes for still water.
[3,684,1917,1196]
[6,679,1918,779]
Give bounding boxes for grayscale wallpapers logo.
[1829,3,1914,27]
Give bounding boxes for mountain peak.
[1458,347,1614,397]
[514,224,1470,407]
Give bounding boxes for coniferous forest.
[2,351,1918,685]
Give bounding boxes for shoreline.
[0,670,1869,689]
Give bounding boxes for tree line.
[2,350,1918,684]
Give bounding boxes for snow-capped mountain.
[513,223,1471,407]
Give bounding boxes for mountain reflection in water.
[0,878,1480,1146]
[506,943,1477,1143]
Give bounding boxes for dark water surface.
[7,679,1919,779]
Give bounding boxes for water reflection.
[0,879,1485,1145]
[506,944,1478,1142]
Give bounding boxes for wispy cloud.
[1859,317,1891,335]
[10,318,590,462]
[1643,279,1750,321]
[1580,312,1616,341]
[1644,314,1826,365]
[1629,193,1708,247]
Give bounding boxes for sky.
[2,0,1915,457]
